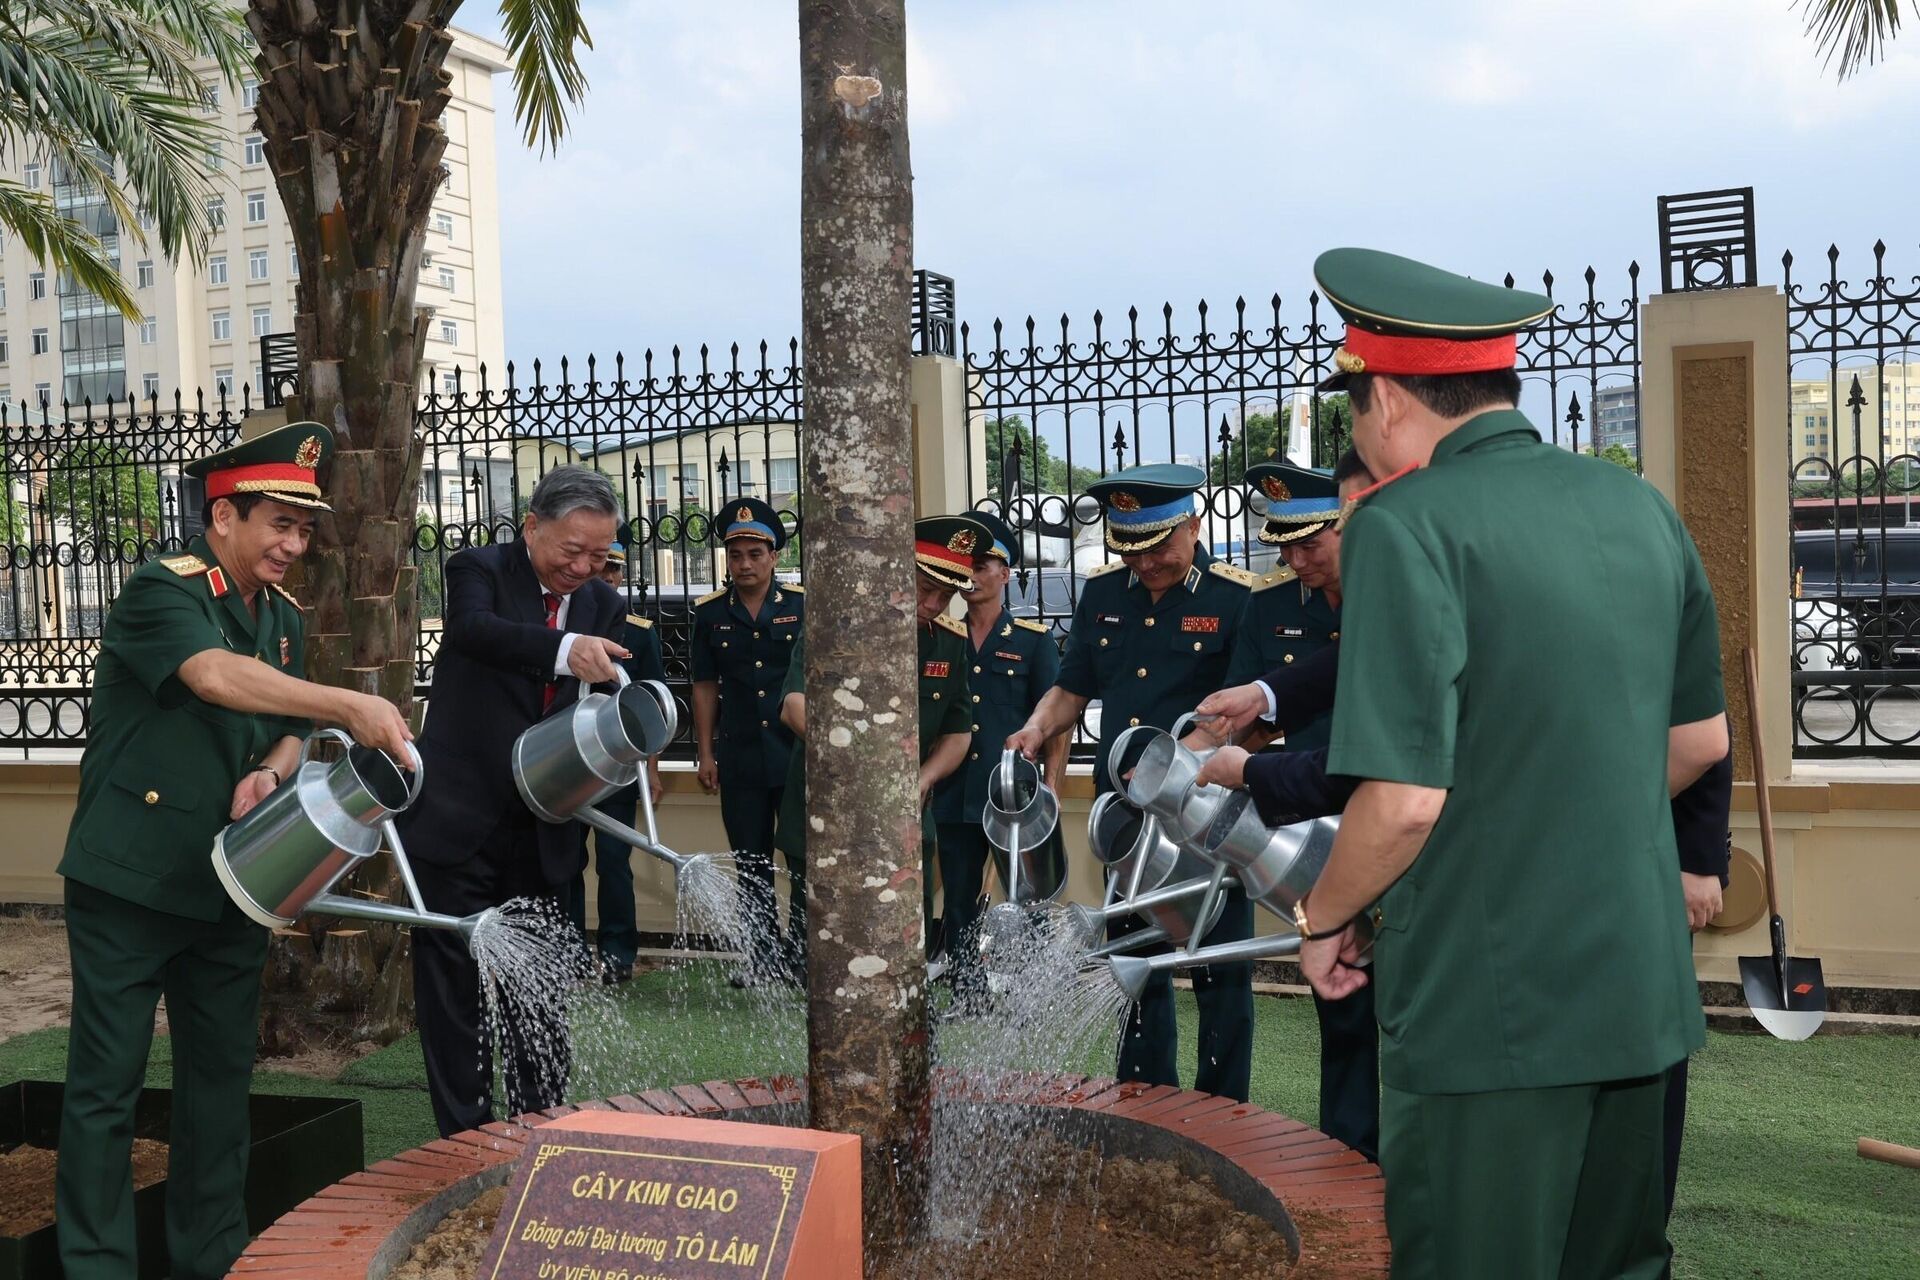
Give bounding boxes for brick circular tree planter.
[227,1073,1389,1278]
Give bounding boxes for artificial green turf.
[6,972,1916,1277]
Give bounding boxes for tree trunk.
[797,0,928,1260]
[246,0,454,1041]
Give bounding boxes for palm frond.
[496,0,593,154]
[0,179,140,319]
[1798,0,1915,78]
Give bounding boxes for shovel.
[1738,646,1827,1041]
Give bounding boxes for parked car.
[1793,528,1920,668]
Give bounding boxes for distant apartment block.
[1791,364,1920,472]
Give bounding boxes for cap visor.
[256,491,334,513]
[1105,526,1177,554]
[1315,371,1351,394]
[1259,519,1334,545]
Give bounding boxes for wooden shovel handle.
[1859,1138,1920,1170]
[1741,647,1783,915]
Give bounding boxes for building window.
[245,190,267,224]
[432,210,454,236]
[23,163,39,190]
[252,362,264,390]
[1805,433,1816,447]
[441,371,459,396]
[202,82,220,111]
[31,328,49,356]
[207,197,225,229]
[142,373,159,399]
[251,306,272,337]
[206,141,223,171]
[243,78,260,108]
[248,249,269,281]
[139,208,155,232]
[136,260,154,289]
[422,251,434,269]
[769,457,798,507]
[208,254,227,285]
[288,246,300,278]
[29,273,46,301]
[439,319,458,344]
[438,266,455,291]
[0,279,6,310]
[138,316,156,345]
[214,367,232,394]
[0,386,10,408]
[35,382,51,408]
[0,335,7,364]
[244,134,265,166]
[211,311,231,341]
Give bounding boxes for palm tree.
[245,0,591,709]
[1802,0,1916,76]
[0,0,250,320]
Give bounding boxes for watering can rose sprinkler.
[211,729,490,938]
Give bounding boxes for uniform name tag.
[922,661,950,678]
[1098,613,1124,626]
[773,615,799,624]
[1181,616,1220,633]
[994,650,1023,662]
[1275,626,1306,639]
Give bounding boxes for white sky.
[465,1,1920,376]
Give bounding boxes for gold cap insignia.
[1109,491,1141,513]
[1260,476,1290,501]
[947,528,977,554]
[736,506,753,524]
[294,434,323,470]
[1334,349,1367,375]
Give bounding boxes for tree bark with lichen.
[797,0,929,1259]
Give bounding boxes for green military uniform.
[773,618,972,959]
[930,511,1062,1002]
[1315,248,1719,1277]
[1226,461,1378,1162]
[1052,464,1257,1101]
[56,424,332,1280]
[691,498,804,962]
[567,541,669,978]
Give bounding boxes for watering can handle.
[1171,710,1201,740]
[398,741,426,806]
[297,728,426,807]
[298,726,356,766]
[612,666,631,688]
[1106,724,1155,794]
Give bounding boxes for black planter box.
[0,1080,362,1279]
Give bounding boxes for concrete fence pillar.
[910,354,981,519]
[1639,286,1791,783]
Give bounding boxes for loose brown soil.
[386,1137,1301,1280]
[0,1139,169,1236]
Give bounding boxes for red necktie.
[542,591,562,712]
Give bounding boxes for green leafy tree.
[981,415,1098,499]
[1584,443,1639,471]
[1209,411,1284,486]
[44,442,162,545]
[0,0,249,319]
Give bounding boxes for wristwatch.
[250,764,282,786]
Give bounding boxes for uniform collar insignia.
[1000,622,1012,637]
[1184,564,1202,592]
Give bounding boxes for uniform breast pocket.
[1369,879,1418,1044]
[984,662,1027,705]
[79,761,210,873]
[1089,623,1127,681]
[1172,622,1227,660]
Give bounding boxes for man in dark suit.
[399,465,632,1138]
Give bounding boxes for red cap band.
[1341,327,1518,377]
[205,462,321,500]
[915,540,970,574]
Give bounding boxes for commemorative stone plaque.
[477,1111,861,1279]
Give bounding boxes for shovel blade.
[1739,952,1828,1041]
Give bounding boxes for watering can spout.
[1065,901,1103,946]
[1109,954,1153,1002]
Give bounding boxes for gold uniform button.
[761,719,769,727]
[1331,631,1340,640]
[1284,653,1294,664]
[971,694,981,703]
[143,790,159,805]
[1099,637,1109,647]
[932,692,941,700]
[1143,617,1155,627]
[970,751,980,761]
[1128,717,1140,727]
[973,665,982,674]
[1192,641,1202,651]
[971,723,980,732]
[755,660,763,668]
[1371,907,1385,927]
[758,689,766,697]
[1136,667,1147,678]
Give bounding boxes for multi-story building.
[0,27,508,418]
[1790,365,1920,471]
[1593,384,1638,458]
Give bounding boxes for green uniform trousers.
[1380,1073,1670,1280]
[57,880,267,1280]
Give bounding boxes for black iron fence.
[0,222,1912,760]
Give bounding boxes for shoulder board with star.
[934,612,967,637]
[1207,561,1257,589]
[1085,560,1128,579]
[627,613,654,630]
[1251,564,1300,594]
[157,553,208,577]
[269,582,305,611]
[1013,617,1050,634]
[695,587,727,606]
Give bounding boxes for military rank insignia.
[294,434,325,469]
[922,660,950,678]
[773,614,800,625]
[207,567,231,598]
[994,650,1024,663]
[280,636,292,665]
[946,528,977,554]
[1109,491,1142,512]
[1260,476,1291,501]
[1180,615,1220,633]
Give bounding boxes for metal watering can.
[1202,796,1339,921]
[211,729,481,937]
[510,669,709,885]
[1069,792,1229,956]
[1119,714,1232,848]
[981,749,1065,905]
[1107,931,1305,1001]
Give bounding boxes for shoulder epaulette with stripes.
[785,583,805,594]
[1208,561,1258,588]
[1085,560,1128,579]
[934,612,966,636]
[627,613,654,629]
[1251,565,1300,594]
[1013,617,1050,634]
[158,554,208,577]
[269,581,304,611]
[695,588,727,606]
